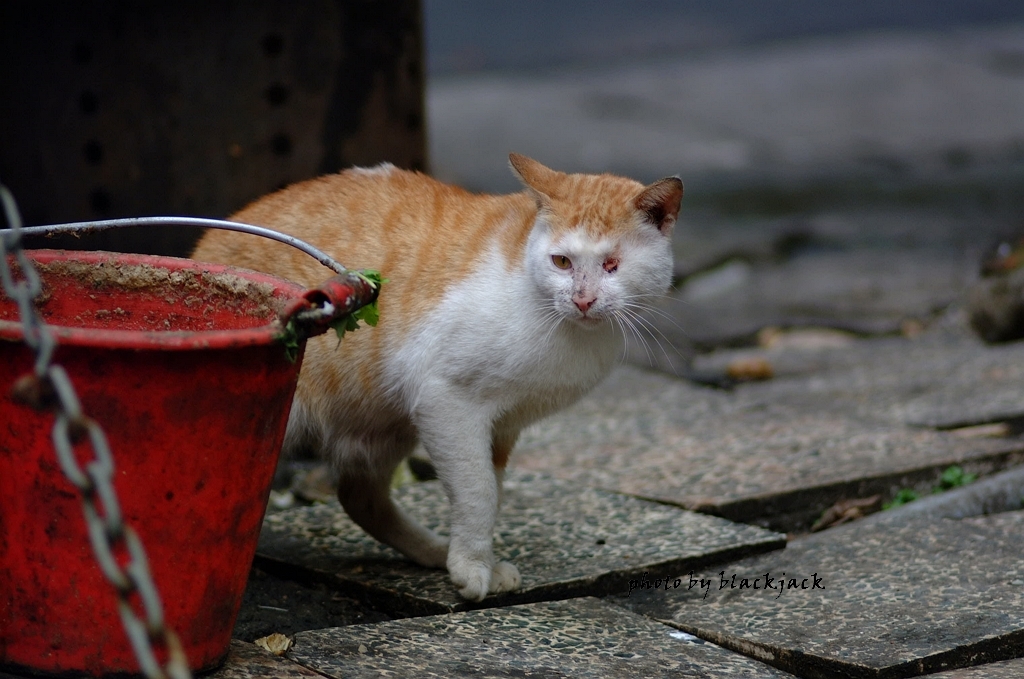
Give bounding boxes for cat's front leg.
[415,396,521,601]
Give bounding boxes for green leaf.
[276,318,301,363]
[937,464,976,490]
[882,488,919,510]
[331,314,360,341]
[390,459,416,489]
[278,269,386,358]
[328,269,385,342]
[355,269,388,289]
[353,300,380,327]
[884,464,980,511]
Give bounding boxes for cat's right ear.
[636,177,684,235]
[509,153,562,206]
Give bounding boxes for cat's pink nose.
[573,295,596,312]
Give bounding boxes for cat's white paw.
[490,560,521,593]
[450,558,490,600]
[449,557,521,601]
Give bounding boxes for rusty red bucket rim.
[0,249,305,350]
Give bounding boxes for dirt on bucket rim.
[0,250,309,351]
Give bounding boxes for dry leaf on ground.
[255,633,294,656]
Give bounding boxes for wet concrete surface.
[514,341,1024,531]
[616,511,1024,679]
[285,598,799,678]
[253,472,784,617]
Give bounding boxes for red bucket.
[0,248,365,676]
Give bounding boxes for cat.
[192,154,682,600]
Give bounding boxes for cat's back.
[194,165,534,301]
[192,165,537,423]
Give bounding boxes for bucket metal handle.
[18,216,347,272]
[12,216,381,341]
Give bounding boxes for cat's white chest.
[387,258,620,416]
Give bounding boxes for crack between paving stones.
[649,616,1024,679]
[624,441,1024,533]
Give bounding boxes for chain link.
[1,184,193,679]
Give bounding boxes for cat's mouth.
[574,314,605,327]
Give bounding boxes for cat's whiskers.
[611,308,658,366]
[609,314,638,366]
[617,309,662,364]
[625,308,676,358]
[621,305,682,355]
[619,296,695,344]
[615,304,688,368]
[536,302,568,346]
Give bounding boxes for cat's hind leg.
[333,436,449,569]
[491,430,519,510]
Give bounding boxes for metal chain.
[1,184,192,679]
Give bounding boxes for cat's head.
[511,153,682,330]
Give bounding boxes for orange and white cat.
[193,155,682,600]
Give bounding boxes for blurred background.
[3,1,1024,358]
[423,1,1024,366]
[425,0,1024,200]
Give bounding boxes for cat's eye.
[552,255,572,270]
[603,257,619,273]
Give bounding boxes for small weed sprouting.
[936,464,977,491]
[883,488,920,510]
[883,465,978,511]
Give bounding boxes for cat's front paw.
[451,562,490,601]
[490,560,521,593]
[449,557,522,601]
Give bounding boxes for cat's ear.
[509,153,564,204]
[635,177,684,234]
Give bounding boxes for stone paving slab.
[212,640,325,679]
[647,248,973,352]
[928,657,1024,678]
[285,598,798,678]
[695,324,1024,431]
[962,509,1024,531]
[616,511,1024,679]
[232,566,393,642]
[513,362,1024,531]
[690,325,970,397]
[856,466,1024,526]
[256,472,783,617]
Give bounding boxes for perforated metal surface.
[0,1,425,256]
